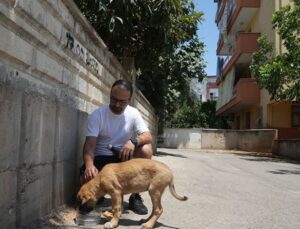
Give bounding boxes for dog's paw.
[104,221,117,229]
[102,210,113,219]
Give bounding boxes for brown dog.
[77,158,187,229]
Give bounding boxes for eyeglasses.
[110,96,129,106]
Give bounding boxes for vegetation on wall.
[74,0,208,130]
[251,0,300,102]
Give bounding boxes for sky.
[193,0,219,76]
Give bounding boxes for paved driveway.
[45,148,300,229]
[152,148,300,229]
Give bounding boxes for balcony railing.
[217,32,260,83]
[216,0,260,54]
[215,0,226,23]
[227,0,260,33]
[216,78,260,115]
[227,0,237,23]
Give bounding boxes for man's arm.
[135,131,152,146]
[82,136,98,181]
[120,131,152,161]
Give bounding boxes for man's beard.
[109,104,125,114]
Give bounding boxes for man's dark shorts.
[79,155,121,176]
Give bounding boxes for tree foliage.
[166,100,230,129]
[251,0,300,101]
[137,37,206,129]
[74,0,202,68]
[74,0,207,130]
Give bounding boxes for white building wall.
[216,68,235,110]
[190,76,218,102]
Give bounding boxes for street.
[46,148,300,229]
[151,148,300,229]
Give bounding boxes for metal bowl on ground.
[75,207,102,226]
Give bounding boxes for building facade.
[214,0,300,139]
[190,75,219,102]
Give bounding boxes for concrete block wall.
[201,129,277,153]
[159,128,277,153]
[158,128,202,149]
[0,0,157,228]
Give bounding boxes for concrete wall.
[251,0,275,128]
[158,128,202,149]
[159,128,277,153]
[216,68,234,110]
[0,0,157,228]
[275,140,300,161]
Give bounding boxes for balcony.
[217,32,260,84]
[228,0,260,34]
[216,0,260,55]
[216,78,260,116]
[215,0,226,24]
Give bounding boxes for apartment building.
[190,75,219,101]
[214,0,300,139]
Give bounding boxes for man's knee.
[133,144,153,159]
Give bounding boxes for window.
[292,105,300,127]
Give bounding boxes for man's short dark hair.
[112,80,133,96]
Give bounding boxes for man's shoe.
[128,193,148,215]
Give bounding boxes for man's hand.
[84,164,98,181]
[82,136,98,182]
[119,140,135,161]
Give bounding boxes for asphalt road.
[46,148,300,229]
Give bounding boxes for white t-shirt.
[86,104,149,156]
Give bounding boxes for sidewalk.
[42,148,300,229]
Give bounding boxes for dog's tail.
[169,181,188,201]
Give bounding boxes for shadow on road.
[235,154,300,175]
[117,219,179,229]
[117,218,140,227]
[155,151,188,158]
[154,222,180,229]
[267,169,300,175]
[236,153,300,164]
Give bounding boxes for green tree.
[74,0,202,70]
[166,100,230,128]
[251,0,300,101]
[137,37,206,130]
[74,0,206,130]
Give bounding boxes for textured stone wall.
[0,0,157,227]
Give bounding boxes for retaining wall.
[159,128,277,153]
[0,0,157,227]
[275,140,300,160]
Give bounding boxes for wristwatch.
[130,137,138,147]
